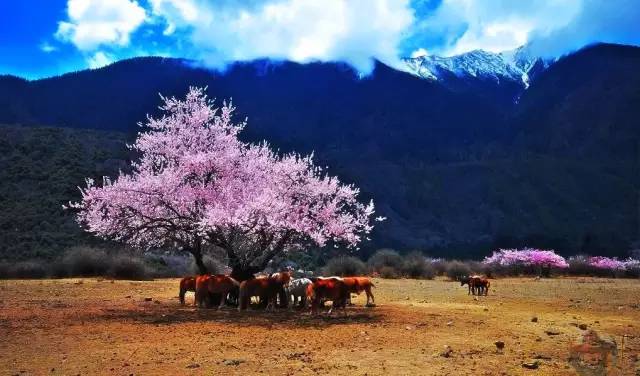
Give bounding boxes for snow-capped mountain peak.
[404,46,548,88]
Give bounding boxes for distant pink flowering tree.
[483,248,568,276]
[588,256,626,271]
[68,88,376,278]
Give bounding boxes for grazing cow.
[179,276,197,305]
[460,275,476,295]
[194,275,240,309]
[270,272,293,308]
[460,275,490,296]
[238,271,291,311]
[307,277,349,315]
[471,277,490,296]
[287,278,312,309]
[342,277,375,306]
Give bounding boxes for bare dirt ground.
[1,277,639,375]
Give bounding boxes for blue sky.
[1,0,639,79]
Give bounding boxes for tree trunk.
[193,253,208,275]
[190,240,208,275]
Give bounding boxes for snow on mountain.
[404,46,549,88]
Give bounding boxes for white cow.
[287,278,312,309]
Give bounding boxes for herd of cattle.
[179,272,376,315]
[178,272,490,314]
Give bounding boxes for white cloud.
[148,0,414,73]
[55,0,147,51]
[527,0,640,57]
[87,51,113,68]
[410,48,428,58]
[40,42,58,53]
[421,0,581,56]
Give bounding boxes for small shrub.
[322,256,367,277]
[624,264,640,278]
[445,260,471,281]
[50,259,70,278]
[567,255,610,277]
[144,253,192,278]
[61,246,110,276]
[107,255,149,280]
[0,262,10,279]
[430,259,448,276]
[9,261,48,279]
[379,265,399,279]
[368,249,403,275]
[402,252,435,279]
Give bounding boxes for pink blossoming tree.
[588,256,626,271]
[483,248,568,276]
[68,88,376,279]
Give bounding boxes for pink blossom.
[588,256,626,270]
[68,87,376,273]
[483,248,569,269]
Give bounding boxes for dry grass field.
[1,277,639,375]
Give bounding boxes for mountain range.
[0,43,638,260]
[403,45,549,88]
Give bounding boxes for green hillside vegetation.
[0,125,130,260]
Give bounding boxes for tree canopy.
[69,87,376,276]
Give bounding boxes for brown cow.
[471,277,490,296]
[179,276,196,305]
[460,275,490,296]
[342,276,375,306]
[195,275,240,309]
[238,271,291,311]
[307,277,349,315]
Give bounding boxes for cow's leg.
[195,288,202,307]
[179,287,186,305]
[217,291,226,310]
[205,291,212,308]
[266,294,276,311]
[237,287,245,312]
[288,293,295,310]
[366,287,375,306]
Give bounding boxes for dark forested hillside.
[0,126,130,260]
[0,43,638,260]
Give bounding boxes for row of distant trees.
[4,246,640,280]
[323,248,640,280]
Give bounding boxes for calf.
[179,276,196,305]
[195,275,240,309]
